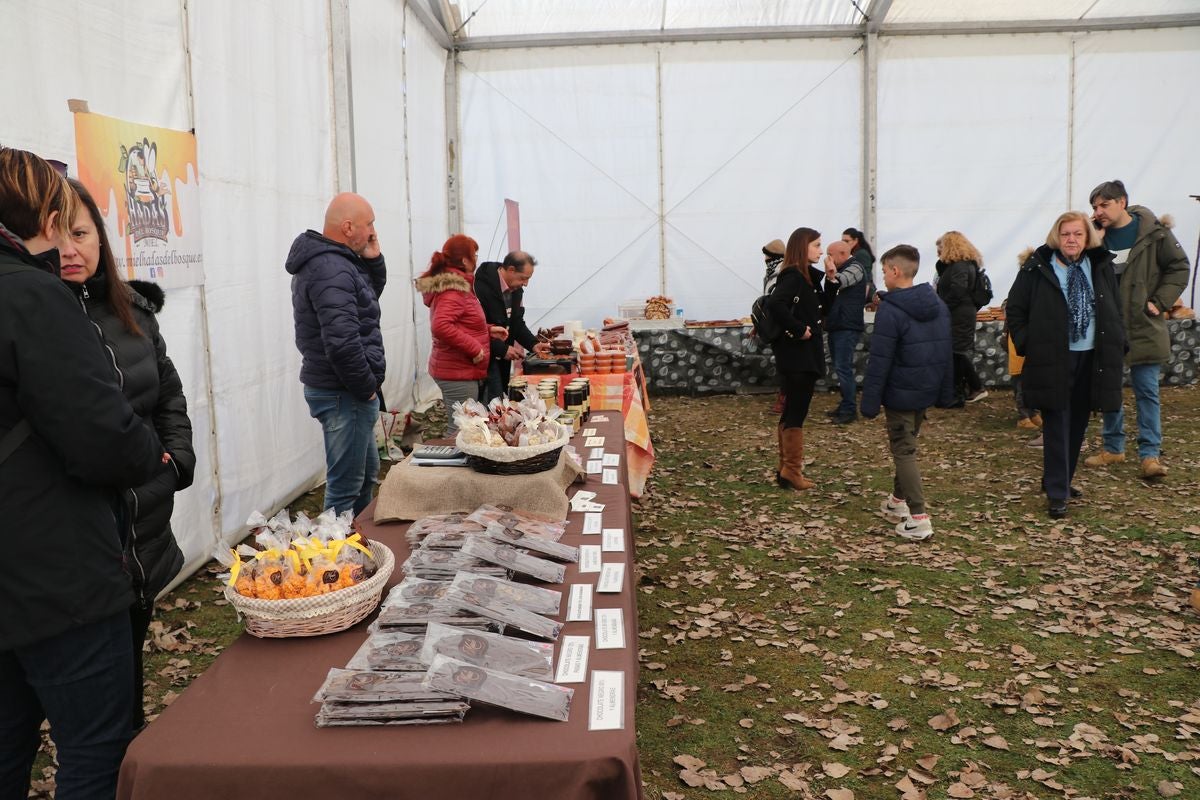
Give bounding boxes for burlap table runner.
[373,451,584,523]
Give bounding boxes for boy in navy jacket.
[860,245,955,540]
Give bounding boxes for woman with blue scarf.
[1007,211,1125,519]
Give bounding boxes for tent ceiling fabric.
[447,0,1200,40]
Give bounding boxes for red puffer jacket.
[417,267,489,381]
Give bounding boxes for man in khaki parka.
[1084,179,1190,479]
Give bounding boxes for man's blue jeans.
[1100,363,1162,459]
[828,329,861,416]
[304,387,380,516]
[0,612,133,800]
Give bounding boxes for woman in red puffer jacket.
[416,234,494,436]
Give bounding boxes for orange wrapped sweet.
[254,565,284,600]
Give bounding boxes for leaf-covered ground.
[28,391,1199,799]
[634,386,1200,800]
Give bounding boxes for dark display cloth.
[633,318,1199,395]
[117,414,643,800]
[374,448,585,523]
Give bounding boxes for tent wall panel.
[187,0,335,537]
[876,34,1072,299]
[660,38,863,322]
[459,45,661,327]
[405,4,453,407]
[1072,27,1200,298]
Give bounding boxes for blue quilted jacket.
[286,231,386,401]
[860,283,955,417]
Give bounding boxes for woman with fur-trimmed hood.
[1006,211,1125,520]
[416,234,491,436]
[934,231,987,404]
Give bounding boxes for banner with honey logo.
[73,111,204,288]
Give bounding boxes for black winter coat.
[70,274,195,600]
[286,231,386,401]
[1006,245,1125,412]
[767,265,827,375]
[0,228,162,650]
[475,261,538,360]
[935,259,979,353]
[859,283,955,417]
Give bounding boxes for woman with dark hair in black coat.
[765,227,828,491]
[1006,211,1125,519]
[61,178,195,731]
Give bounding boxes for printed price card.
[602,468,619,485]
[596,562,625,593]
[566,584,593,621]
[555,636,590,684]
[588,671,625,730]
[601,528,625,552]
[578,545,602,573]
[594,608,625,649]
[582,512,603,534]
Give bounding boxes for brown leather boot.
[774,422,785,485]
[779,427,814,490]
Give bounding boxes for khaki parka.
[1114,205,1190,365]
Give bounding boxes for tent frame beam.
[451,13,1200,51]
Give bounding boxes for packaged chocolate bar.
[345,631,427,672]
[422,654,573,721]
[402,549,506,580]
[319,699,470,720]
[313,668,461,703]
[483,523,579,563]
[375,602,492,631]
[418,530,485,550]
[449,571,561,616]
[445,585,562,641]
[382,577,453,606]
[460,537,565,584]
[421,622,554,679]
[465,504,567,542]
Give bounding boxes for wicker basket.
[223,542,395,638]
[456,429,570,476]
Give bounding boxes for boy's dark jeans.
[885,408,927,515]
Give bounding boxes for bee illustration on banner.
[118,137,171,243]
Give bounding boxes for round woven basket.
[223,542,395,638]
[456,428,570,476]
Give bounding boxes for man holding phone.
[1085,180,1190,479]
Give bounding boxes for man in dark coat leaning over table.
[475,250,550,402]
[287,192,387,516]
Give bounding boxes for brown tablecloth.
[117,414,642,800]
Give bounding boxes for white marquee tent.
[2,0,1197,589]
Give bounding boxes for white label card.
[597,562,625,593]
[589,447,605,460]
[586,460,603,474]
[591,415,610,423]
[585,437,605,447]
[602,452,620,466]
[555,636,590,684]
[594,608,625,649]
[582,512,603,535]
[601,528,625,552]
[588,670,625,730]
[566,584,593,621]
[581,428,597,437]
[602,468,619,485]
[578,545,602,573]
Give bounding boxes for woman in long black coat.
[765,227,828,490]
[60,179,195,731]
[934,230,987,404]
[1006,211,1124,519]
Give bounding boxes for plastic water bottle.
[675,307,683,318]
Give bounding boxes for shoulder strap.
[0,419,33,466]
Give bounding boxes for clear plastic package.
[402,548,505,580]
[422,654,573,721]
[420,622,554,679]
[461,537,565,584]
[381,577,453,607]
[313,668,460,703]
[445,585,562,641]
[345,631,427,671]
[465,504,567,542]
[449,571,561,616]
[483,523,578,563]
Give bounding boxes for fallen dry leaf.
[825,789,854,800]
[822,762,851,778]
[947,782,975,798]
[982,735,1009,750]
[928,709,960,731]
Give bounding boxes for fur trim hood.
[128,279,165,314]
[416,268,472,307]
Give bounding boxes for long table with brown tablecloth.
[116,413,643,800]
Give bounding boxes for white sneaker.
[896,514,933,540]
[880,494,910,522]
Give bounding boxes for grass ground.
[27,391,1200,799]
